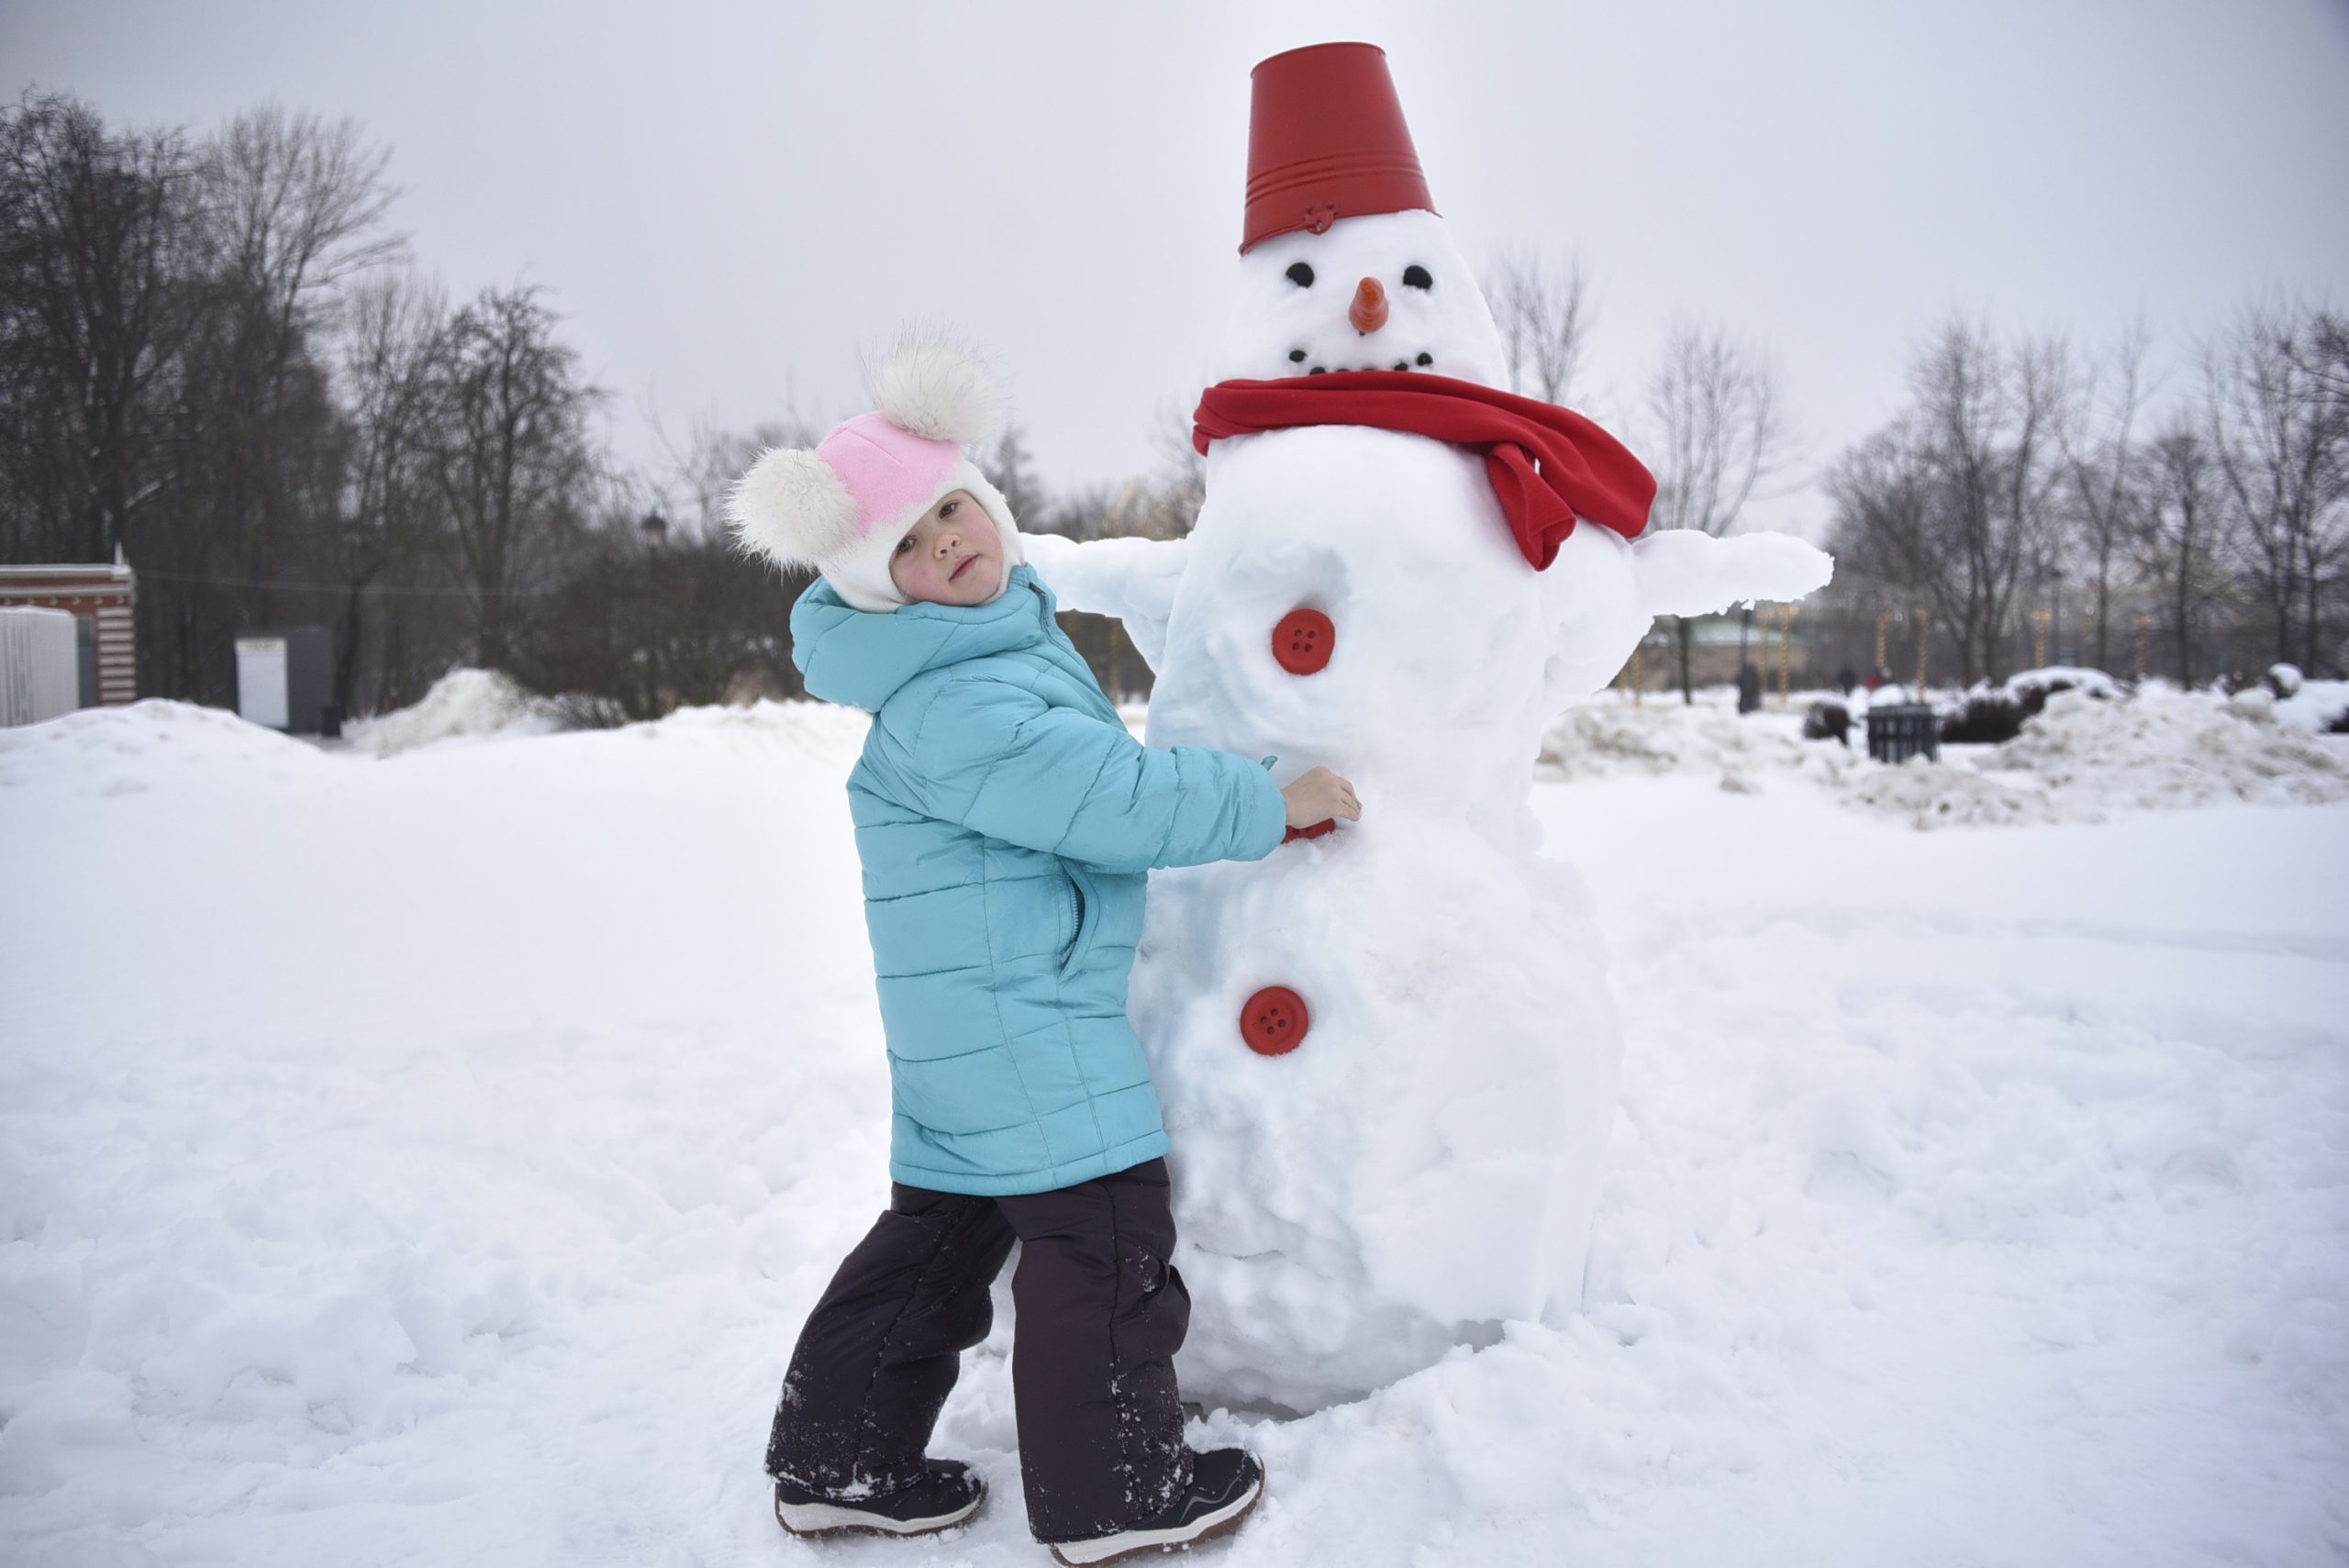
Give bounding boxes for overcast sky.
[9,0,2349,538]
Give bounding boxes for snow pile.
[345,667,565,757]
[2272,675,2349,734]
[0,698,325,796]
[1980,684,2347,809]
[1845,686,2349,829]
[1838,753,2059,828]
[2001,664,2123,704]
[1540,684,2348,829]
[1539,695,1812,785]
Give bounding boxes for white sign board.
[236,637,289,729]
[0,606,79,727]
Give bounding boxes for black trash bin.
[1865,703,1940,763]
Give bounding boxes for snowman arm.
[1630,528,1834,618]
[1535,528,1834,715]
[1019,533,1190,673]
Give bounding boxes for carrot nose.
[1349,276,1388,335]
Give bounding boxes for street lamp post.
[1737,604,1760,714]
[2050,565,2066,668]
[640,511,668,716]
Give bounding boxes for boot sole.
[1046,1464,1265,1566]
[774,1481,984,1538]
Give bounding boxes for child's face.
[888,490,1004,606]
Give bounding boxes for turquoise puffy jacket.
[792,563,1287,1195]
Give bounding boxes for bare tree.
[0,92,196,565]
[1827,318,2069,684]
[200,107,401,349]
[2054,324,2151,671]
[2141,417,2219,685]
[185,106,401,617]
[337,268,450,709]
[1642,321,1791,700]
[983,421,1045,525]
[506,504,799,722]
[647,408,818,542]
[2206,300,2349,673]
[414,285,601,667]
[1485,247,1592,405]
[1064,400,1205,542]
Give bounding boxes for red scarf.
[1192,372,1655,570]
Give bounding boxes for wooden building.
[0,551,137,706]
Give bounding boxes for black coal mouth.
[1292,350,1437,376]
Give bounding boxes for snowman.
[1023,42,1831,1412]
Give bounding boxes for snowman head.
[1212,209,1507,389]
[1214,44,1507,390]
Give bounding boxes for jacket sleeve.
[896,674,1288,872]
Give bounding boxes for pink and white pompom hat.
[726,334,1024,613]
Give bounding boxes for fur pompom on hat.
[727,332,1023,613]
[867,333,1007,446]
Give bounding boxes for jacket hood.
[792,562,1060,712]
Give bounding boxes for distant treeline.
[6,90,2340,726]
[0,91,1176,719]
[1820,309,2347,687]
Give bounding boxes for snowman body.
[1121,212,1628,1408]
[1021,206,1829,1411]
[1135,425,1627,1410]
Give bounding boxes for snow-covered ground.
[3,691,2345,1565]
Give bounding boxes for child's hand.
[1282,766,1362,828]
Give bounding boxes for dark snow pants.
[764,1157,1194,1541]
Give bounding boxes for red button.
[1282,818,1335,844]
[1241,986,1309,1056]
[1271,609,1335,675]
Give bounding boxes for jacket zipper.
[1060,876,1085,968]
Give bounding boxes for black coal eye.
[1288,349,1307,362]
[1286,261,1315,288]
[1402,264,1433,290]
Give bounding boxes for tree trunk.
[2175,528,2193,688]
[333,577,366,718]
[2305,554,2321,675]
[2093,546,2111,672]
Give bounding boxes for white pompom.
[726,447,862,570]
[867,330,1006,446]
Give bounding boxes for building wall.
[0,563,137,706]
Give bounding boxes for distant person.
[1737,661,1764,714]
[725,338,1350,1562]
[1837,662,1857,695]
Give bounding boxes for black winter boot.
[1042,1448,1264,1565]
[772,1457,985,1538]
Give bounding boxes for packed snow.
[342,667,565,758]
[2001,664,2126,704]
[3,689,2344,1565]
[2270,672,2349,734]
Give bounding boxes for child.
[727,336,1358,1565]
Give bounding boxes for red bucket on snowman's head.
[1241,41,1437,253]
